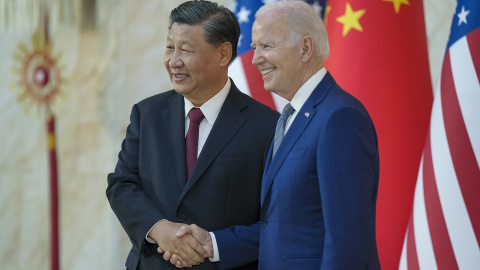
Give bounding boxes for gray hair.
[169,0,241,64]
[256,0,330,59]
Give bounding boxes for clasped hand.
[151,221,213,268]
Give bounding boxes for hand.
[176,224,214,258]
[161,224,214,268]
[148,220,206,267]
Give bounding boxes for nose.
[252,48,263,66]
[167,50,183,69]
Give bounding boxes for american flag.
[399,1,480,269]
[228,0,326,112]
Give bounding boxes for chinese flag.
[324,1,433,269]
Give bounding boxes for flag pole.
[41,2,60,269]
[47,110,59,270]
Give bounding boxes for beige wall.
[0,0,454,269]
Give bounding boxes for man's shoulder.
[245,95,279,116]
[230,88,279,119]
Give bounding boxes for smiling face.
[164,23,228,106]
[251,11,305,101]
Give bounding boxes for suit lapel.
[261,72,336,204]
[261,107,316,203]
[165,93,188,190]
[261,142,275,204]
[179,83,248,202]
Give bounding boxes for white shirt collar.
[184,78,231,125]
[289,67,327,112]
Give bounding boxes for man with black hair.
[106,1,279,269]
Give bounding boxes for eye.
[181,47,193,53]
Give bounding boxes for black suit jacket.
[107,81,279,270]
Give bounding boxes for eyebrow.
[166,36,193,47]
[250,40,275,48]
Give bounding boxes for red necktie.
[186,108,205,179]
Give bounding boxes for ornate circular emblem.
[23,50,60,104]
[11,30,63,112]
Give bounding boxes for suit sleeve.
[317,106,379,269]
[213,221,261,270]
[106,104,166,255]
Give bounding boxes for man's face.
[251,12,303,100]
[164,23,223,104]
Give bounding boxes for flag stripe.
[399,232,408,270]
[230,58,250,96]
[423,130,458,270]
[466,27,480,80]
[240,50,276,110]
[406,213,420,270]
[413,157,437,270]
[452,33,480,165]
[447,36,480,245]
[456,33,480,169]
[434,53,480,269]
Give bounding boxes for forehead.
[167,23,205,43]
[252,12,289,41]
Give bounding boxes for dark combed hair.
[169,0,240,64]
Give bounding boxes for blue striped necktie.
[272,103,295,157]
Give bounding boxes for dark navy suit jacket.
[107,81,279,270]
[215,73,381,270]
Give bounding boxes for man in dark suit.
[106,1,279,269]
[168,1,381,269]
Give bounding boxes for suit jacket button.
[262,220,268,226]
[176,213,185,222]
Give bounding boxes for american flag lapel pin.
[305,112,310,117]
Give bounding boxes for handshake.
[148,220,213,268]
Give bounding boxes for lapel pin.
[305,112,310,117]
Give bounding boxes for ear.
[218,42,232,67]
[300,36,314,62]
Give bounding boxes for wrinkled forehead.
[252,14,290,40]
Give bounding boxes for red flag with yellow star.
[324,0,433,269]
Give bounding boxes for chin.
[263,83,276,93]
[174,87,188,95]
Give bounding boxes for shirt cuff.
[208,232,220,262]
[145,220,162,243]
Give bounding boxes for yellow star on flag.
[336,2,366,37]
[383,0,409,14]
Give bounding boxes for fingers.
[176,224,192,237]
[188,234,208,257]
[177,235,205,264]
[173,254,192,268]
[156,222,210,266]
[162,251,172,260]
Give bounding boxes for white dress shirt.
[184,78,231,155]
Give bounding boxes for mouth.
[260,68,276,76]
[172,73,189,82]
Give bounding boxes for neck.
[284,60,324,101]
[187,74,228,107]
